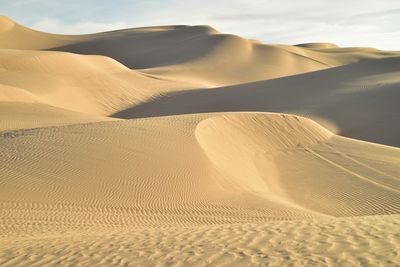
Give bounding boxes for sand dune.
[45,27,400,86]
[0,49,198,116]
[1,113,399,220]
[114,56,400,147]
[1,15,399,87]
[1,17,400,266]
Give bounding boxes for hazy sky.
[2,0,399,50]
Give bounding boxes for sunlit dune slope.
[0,49,195,116]
[1,113,399,229]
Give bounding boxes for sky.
[1,0,399,50]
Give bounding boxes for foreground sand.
[2,216,399,266]
[1,16,400,266]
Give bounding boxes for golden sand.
[1,16,400,266]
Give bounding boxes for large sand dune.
[1,16,400,266]
[113,56,400,147]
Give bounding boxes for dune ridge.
[1,15,399,87]
[1,17,400,266]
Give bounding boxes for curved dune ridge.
[195,114,333,197]
[1,17,400,266]
[1,113,399,222]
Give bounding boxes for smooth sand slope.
[1,16,400,266]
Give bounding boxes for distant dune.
[1,16,400,266]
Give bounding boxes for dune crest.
[0,16,15,32]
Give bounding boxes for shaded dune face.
[112,57,400,147]
[1,17,400,266]
[295,43,339,49]
[49,25,224,69]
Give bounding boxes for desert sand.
[0,15,400,266]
